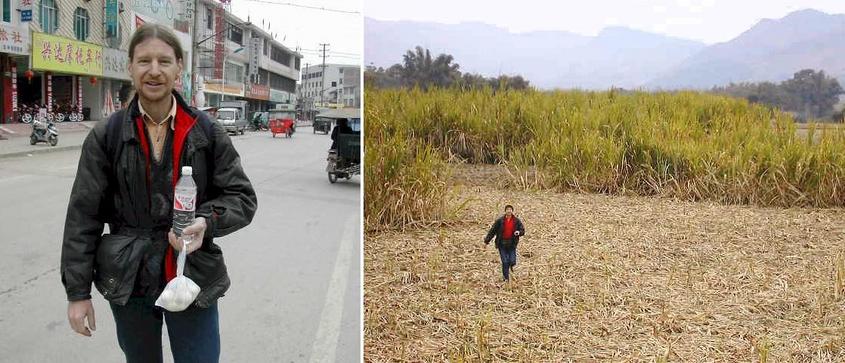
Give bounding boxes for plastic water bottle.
[172,166,197,238]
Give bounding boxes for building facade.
[0,0,196,123]
[299,63,359,109]
[194,0,301,115]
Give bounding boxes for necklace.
[145,117,168,160]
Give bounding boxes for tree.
[781,69,844,119]
[711,69,844,121]
[365,46,531,91]
[401,46,460,89]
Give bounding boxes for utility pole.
[300,63,311,120]
[190,0,199,106]
[319,43,329,107]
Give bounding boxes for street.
[0,127,361,362]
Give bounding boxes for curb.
[0,144,83,160]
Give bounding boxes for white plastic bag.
[155,239,201,312]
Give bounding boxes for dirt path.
[365,176,845,361]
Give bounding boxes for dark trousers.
[498,244,518,281]
[109,297,220,363]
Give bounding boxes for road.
[0,127,361,362]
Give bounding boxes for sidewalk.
[0,121,96,159]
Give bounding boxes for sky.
[229,0,362,67]
[363,0,845,44]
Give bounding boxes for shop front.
[103,48,131,115]
[204,81,244,107]
[1,23,31,123]
[30,32,103,121]
[244,83,270,113]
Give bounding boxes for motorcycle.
[30,116,58,146]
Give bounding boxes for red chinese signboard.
[245,84,270,100]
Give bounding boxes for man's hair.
[128,24,184,62]
[504,204,514,211]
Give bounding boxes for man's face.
[128,38,182,103]
[505,207,513,217]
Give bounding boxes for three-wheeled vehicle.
[268,109,296,138]
[326,117,361,183]
[313,116,332,134]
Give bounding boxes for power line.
[240,0,359,14]
[299,49,359,56]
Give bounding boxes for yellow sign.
[204,82,244,97]
[31,32,103,76]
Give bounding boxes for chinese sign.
[250,37,260,81]
[214,5,225,79]
[0,23,30,55]
[105,0,119,38]
[245,83,269,100]
[11,65,17,112]
[32,32,103,76]
[19,0,33,22]
[103,48,130,81]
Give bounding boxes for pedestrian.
[484,204,525,282]
[329,118,353,150]
[60,24,257,363]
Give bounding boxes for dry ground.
[365,166,845,362]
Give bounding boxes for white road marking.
[309,216,357,363]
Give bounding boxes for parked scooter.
[30,115,58,146]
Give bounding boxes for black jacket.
[484,215,525,248]
[60,91,257,307]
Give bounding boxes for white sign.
[0,23,30,55]
[103,48,131,81]
[250,37,261,81]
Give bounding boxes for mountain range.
[365,9,845,90]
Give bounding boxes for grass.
[365,87,845,232]
[364,87,845,360]
[364,179,845,361]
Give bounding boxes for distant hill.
[367,9,845,90]
[647,9,845,89]
[365,18,705,89]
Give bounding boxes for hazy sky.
[230,0,362,67]
[364,0,845,44]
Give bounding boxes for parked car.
[215,107,248,135]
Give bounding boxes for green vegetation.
[365,86,845,230]
[365,46,530,91]
[711,69,844,121]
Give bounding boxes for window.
[294,57,300,70]
[39,0,58,33]
[206,7,213,30]
[271,46,292,65]
[331,81,337,88]
[225,62,244,84]
[339,68,344,73]
[3,0,10,22]
[340,78,343,85]
[74,8,89,41]
[269,72,296,93]
[263,39,268,56]
[228,24,243,45]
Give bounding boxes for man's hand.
[169,217,206,254]
[68,300,95,337]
